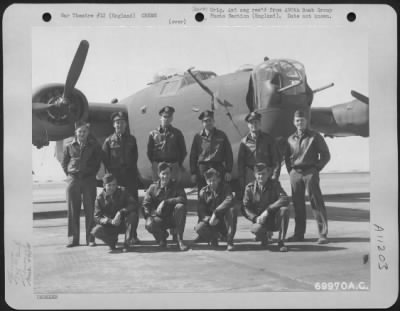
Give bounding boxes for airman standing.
[238,111,280,197]
[102,111,140,244]
[147,106,187,183]
[189,110,233,193]
[62,121,102,247]
[285,110,331,244]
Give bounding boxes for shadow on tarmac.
[301,205,370,222]
[325,237,369,243]
[92,236,357,253]
[323,192,370,203]
[273,244,347,252]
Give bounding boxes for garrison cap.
[254,162,272,173]
[74,120,90,130]
[158,161,172,173]
[159,106,175,116]
[111,111,128,122]
[294,110,307,118]
[245,111,261,123]
[199,110,214,121]
[204,168,220,179]
[103,173,116,185]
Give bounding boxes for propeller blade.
[63,40,89,99]
[351,90,369,104]
[33,102,53,111]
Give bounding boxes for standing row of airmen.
[62,106,330,252]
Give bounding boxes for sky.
[32,26,369,181]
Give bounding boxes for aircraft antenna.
[225,109,243,137]
[187,67,241,137]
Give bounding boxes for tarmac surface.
[33,173,370,294]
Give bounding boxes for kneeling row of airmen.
[92,161,288,252]
[62,106,330,252]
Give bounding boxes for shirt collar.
[201,127,216,137]
[158,125,171,133]
[114,131,126,138]
[158,179,173,191]
[73,137,88,146]
[103,188,119,200]
[247,131,259,141]
[294,128,310,139]
[255,179,272,192]
[205,182,223,195]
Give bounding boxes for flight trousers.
[145,203,187,242]
[109,167,139,240]
[91,212,137,247]
[251,206,289,241]
[289,167,328,238]
[66,175,97,245]
[195,207,238,244]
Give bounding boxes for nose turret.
[248,59,313,138]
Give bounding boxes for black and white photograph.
[4,3,398,309]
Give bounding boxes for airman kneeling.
[193,168,237,251]
[91,173,139,252]
[142,162,189,251]
[242,162,290,252]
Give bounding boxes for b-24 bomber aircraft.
[32,40,369,189]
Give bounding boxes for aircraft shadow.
[297,205,370,223]
[322,192,370,203]
[324,237,369,243]
[96,241,189,253]
[271,244,347,252]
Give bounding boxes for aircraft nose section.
[258,106,283,137]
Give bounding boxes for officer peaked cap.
[159,106,175,116]
[294,110,307,118]
[158,162,172,173]
[74,120,90,130]
[199,110,214,121]
[204,168,220,179]
[245,111,261,122]
[254,162,272,173]
[103,173,116,185]
[111,111,128,122]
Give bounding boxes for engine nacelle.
[331,100,369,137]
[32,83,89,148]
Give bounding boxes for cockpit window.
[183,71,217,86]
[159,71,217,96]
[159,79,182,96]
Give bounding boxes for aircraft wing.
[51,102,127,161]
[310,96,369,138]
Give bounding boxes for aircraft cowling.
[330,100,369,137]
[310,99,369,137]
[32,83,89,148]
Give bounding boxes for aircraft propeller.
[351,90,369,104]
[32,40,89,112]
